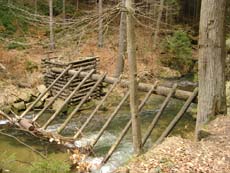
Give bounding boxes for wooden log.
[73,78,121,139]
[102,82,158,164]
[40,69,95,129]
[91,91,130,147]
[142,84,177,146]
[20,65,72,118]
[51,68,197,103]
[56,73,107,133]
[32,68,83,122]
[155,87,198,145]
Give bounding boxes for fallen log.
[51,68,197,103]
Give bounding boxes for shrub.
[160,30,194,75]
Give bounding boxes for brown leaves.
[126,116,230,173]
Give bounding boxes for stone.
[52,98,68,112]
[37,85,49,101]
[13,101,26,111]
[2,105,11,114]
[18,92,32,103]
[35,101,44,108]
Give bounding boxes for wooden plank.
[91,91,130,147]
[20,65,72,118]
[142,84,177,146]
[56,73,107,133]
[155,87,198,145]
[32,68,83,122]
[102,82,158,164]
[73,78,121,139]
[40,69,95,129]
[51,68,197,103]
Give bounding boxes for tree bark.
[98,0,103,48]
[114,0,126,78]
[153,0,164,49]
[49,0,55,50]
[63,0,66,23]
[126,0,142,154]
[76,0,79,10]
[196,0,227,139]
[34,0,37,15]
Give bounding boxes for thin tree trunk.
[196,0,227,140]
[34,0,37,15]
[126,0,142,154]
[153,0,164,49]
[114,0,126,78]
[63,0,66,23]
[49,0,55,50]
[76,0,79,10]
[98,0,103,48]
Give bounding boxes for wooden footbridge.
[0,57,198,167]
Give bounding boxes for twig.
[0,131,47,160]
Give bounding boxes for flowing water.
[0,92,196,173]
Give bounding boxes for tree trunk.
[49,0,55,50]
[153,0,164,49]
[196,0,227,139]
[114,0,126,78]
[63,0,66,23]
[126,0,142,154]
[76,0,79,10]
[34,0,37,15]
[98,0,103,48]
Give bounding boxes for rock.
[18,92,32,102]
[44,97,54,107]
[2,105,11,114]
[35,101,44,108]
[52,98,68,112]
[13,101,26,111]
[37,85,49,101]
[197,129,212,141]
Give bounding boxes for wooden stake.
[91,91,130,147]
[56,73,106,133]
[102,82,158,163]
[155,87,198,145]
[142,84,177,146]
[33,68,83,122]
[20,65,72,118]
[41,69,95,129]
[73,78,121,139]
[51,68,196,103]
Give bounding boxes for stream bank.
[116,115,230,173]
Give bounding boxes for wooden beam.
[51,68,197,103]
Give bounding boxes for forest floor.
[116,115,230,173]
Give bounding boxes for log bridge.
[0,57,198,167]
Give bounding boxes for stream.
[0,91,196,173]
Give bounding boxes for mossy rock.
[2,105,11,114]
[13,101,26,111]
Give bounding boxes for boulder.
[13,101,26,111]
[18,92,32,103]
[2,105,11,114]
[52,98,68,113]
[37,85,49,101]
